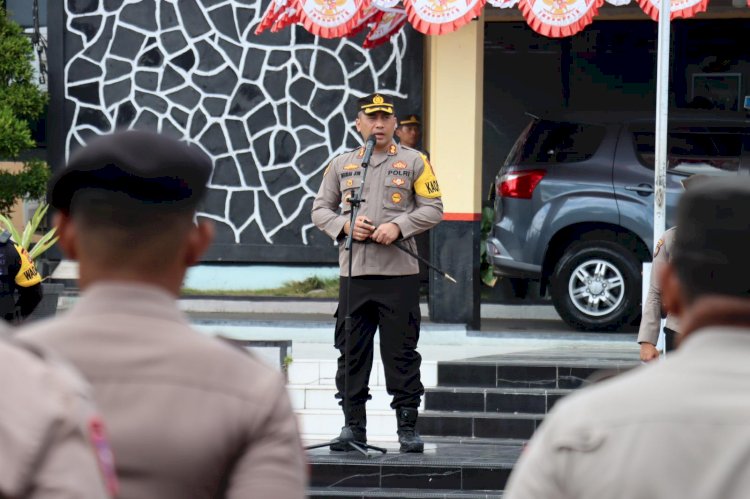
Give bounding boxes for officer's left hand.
[371,223,400,245]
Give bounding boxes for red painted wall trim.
[442,213,481,222]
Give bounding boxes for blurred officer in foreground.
[0,230,43,322]
[312,94,443,453]
[638,174,709,362]
[0,324,116,497]
[505,177,750,499]
[19,130,306,499]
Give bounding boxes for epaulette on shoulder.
[0,231,10,244]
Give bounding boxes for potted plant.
[0,203,61,319]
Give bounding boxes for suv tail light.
[497,169,546,199]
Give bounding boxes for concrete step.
[288,358,438,387]
[419,411,545,440]
[307,441,519,495]
[296,409,402,441]
[308,487,503,498]
[289,384,420,412]
[424,386,572,414]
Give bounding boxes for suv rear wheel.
[551,240,641,331]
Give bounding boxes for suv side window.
[632,126,746,175]
[517,121,606,164]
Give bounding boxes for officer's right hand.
[345,216,375,241]
[639,342,660,362]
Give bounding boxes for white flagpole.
[652,0,671,355]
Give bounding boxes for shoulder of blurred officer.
[0,331,114,498]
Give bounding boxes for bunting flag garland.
[519,0,604,38]
[636,0,708,20]
[296,0,367,38]
[363,9,408,48]
[372,0,401,8]
[262,0,735,45]
[487,0,519,7]
[271,7,301,32]
[256,0,288,34]
[348,4,384,37]
[404,0,486,35]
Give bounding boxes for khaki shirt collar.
[72,281,189,325]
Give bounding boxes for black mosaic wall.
[48,0,423,262]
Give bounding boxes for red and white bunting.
[636,0,708,21]
[487,0,519,7]
[404,0,486,35]
[348,4,383,37]
[363,8,408,48]
[296,0,367,38]
[372,0,401,8]
[271,7,301,32]
[519,0,604,38]
[255,0,289,34]
[604,0,630,5]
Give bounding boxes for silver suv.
[487,110,750,331]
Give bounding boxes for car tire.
[551,240,641,332]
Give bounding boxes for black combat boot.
[396,407,424,453]
[330,405,367,451]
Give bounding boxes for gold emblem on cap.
[392,192,402,204]
[373,95,384,105]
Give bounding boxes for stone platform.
[306,347,640,497]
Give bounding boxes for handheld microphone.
[361,136,377,167]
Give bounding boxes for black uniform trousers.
[335,274,423,411]
[664,327,677,353]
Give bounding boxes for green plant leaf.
[0,213,22,243]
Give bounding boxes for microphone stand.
[306,137,387,457]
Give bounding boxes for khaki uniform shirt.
[506,327,750,499]
[637,227,679,345]
[312,142,443,276]
[19,283,307,499]
[0,328,113,498]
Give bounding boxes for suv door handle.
[625,184,654,196]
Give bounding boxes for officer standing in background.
[19,130,307,498]
[638,227,677,361]
[0,230,43,323]
[312,93,443,453]
[0,325,116,497]
[395,114,424,153]
[638,174,708,362]
[395,114,431,289]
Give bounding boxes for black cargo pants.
[334,274,423,411]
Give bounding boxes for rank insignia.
[654,238,664,258]
[388,144,397,155]
[391,192,402,204]
[392,178,406,187]
[357,148,365,158]
[344,163,359,171]
[392,161,407,170]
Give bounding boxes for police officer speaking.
[312,93,443,453]
[0,230,42,323]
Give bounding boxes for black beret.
[672,176,750,296]
[49,130,212,213]
[357,93,394,115]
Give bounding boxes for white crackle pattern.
[63,0,410,246]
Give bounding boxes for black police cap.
[672,176,750,297]
[49,130,212,213]
[357,93,395,115]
